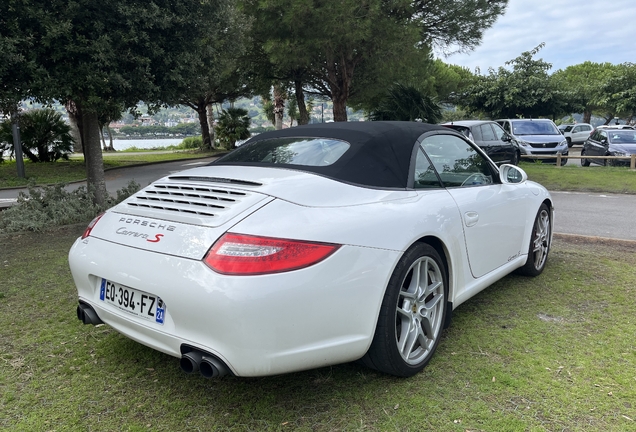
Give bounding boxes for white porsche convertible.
[69,121,553,378]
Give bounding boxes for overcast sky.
[444,0,636,74]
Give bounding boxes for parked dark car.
[581,128,636,166]
[441,120,520,165]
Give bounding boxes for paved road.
[1,154,635,241]
[0,157,219,203]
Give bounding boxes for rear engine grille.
[529,142,559,148]
[127,183,248,217]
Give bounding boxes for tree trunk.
[106,125,115,151]
[583,110,592,124]
[66,102,83,155]
[195,98,212,150]
[273,84,285,130]
[332,97,348,122]
[100,126,107,150]
[295,80,309,125]
[323,49,356,122]
[206,103,216,148]
[79,107,108,207]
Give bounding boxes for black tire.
[362,243,448,377]
[566,137,572,148]
[581,150,590,167]
[517,203,551,277]
[511,151,520,165]
[560,157,568,166]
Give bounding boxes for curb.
[553,232,636,247]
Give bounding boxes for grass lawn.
[519,161,636,194]
[1,227,635,431]
[0,150,221,188]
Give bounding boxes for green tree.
[215,108,251,149]
[368,83,442,123]
[551,62,616,124]
[0,109,74,162]
[2,0,235,205]
[178,4,254,149]
[463,44,567,119]
[244,0,507,122]
[597,63,636,123]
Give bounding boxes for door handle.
[464,211,479,227]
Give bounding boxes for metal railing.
[520,154,636,170]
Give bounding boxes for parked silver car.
[496,119,568,165]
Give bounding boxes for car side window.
[572,126,581,133]
[479,124,496,141]
[421,134,494,188]
[492,123,508,140]
[413,148,442,189]
[501,121,512,134]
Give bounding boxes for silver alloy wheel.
[532,208,550,270]
[395,256,445,365]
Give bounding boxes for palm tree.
[0,109,74,162]
[214,108,251,149]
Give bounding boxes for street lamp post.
[11,112,25,178]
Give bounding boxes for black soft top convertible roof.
[214,121,449,189]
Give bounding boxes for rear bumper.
[69,236,400,376]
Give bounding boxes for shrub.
[179,136,203,149]
[0,180,140,233]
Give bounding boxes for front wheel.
[517,203,551,277]
[581,150,590,166]
[362,243,448,377]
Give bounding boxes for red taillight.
[81,213,105,239]
[204,233,340,275]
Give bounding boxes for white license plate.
[99,279,165,324]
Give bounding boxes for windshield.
[608,131,636,144]
[511,121,560,136]
[217,137,350,167]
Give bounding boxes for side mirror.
[499,164,528,184]
[502,134,512,142]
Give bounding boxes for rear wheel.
[511,151,520,165]
[517,204,551,277]
[362,243,448,377]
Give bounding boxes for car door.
[588,130,608,157]
[420,133,532,279]
[478,123,500,162]
[491,122,516,163]
[571,125,590,144]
